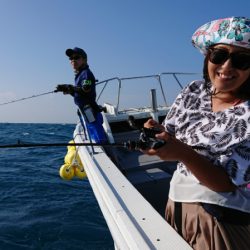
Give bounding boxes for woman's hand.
[142,119,236,191]
[142,118,186,161]
[144,119,165,131]
[142,130,188,162]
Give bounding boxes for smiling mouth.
[217,73,235,80]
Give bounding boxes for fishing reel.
[124,127,166,150]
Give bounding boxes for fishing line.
[0,90,58,106]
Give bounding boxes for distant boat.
[74,73,198,249]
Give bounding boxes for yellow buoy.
[59,164,75,180]
[67,140,76,151]
[64,150,75,165]
[74,166,87,179]
[64,150,82,167]
[59,139,87,180]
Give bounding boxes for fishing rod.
[0,141,123,149]
[0,90,58,106]
[0,81,99,106]
[0,141,147,151]
[0,127,167,150]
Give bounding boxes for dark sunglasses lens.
[209,49,250,70]
[69,56,80,60]
[209,49,228,64]
[231,53,250,70]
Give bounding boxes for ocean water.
[0,123,113,250]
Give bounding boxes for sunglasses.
[69,55,81,61]
[208,48,250,70]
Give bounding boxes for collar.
[74,64,89,75]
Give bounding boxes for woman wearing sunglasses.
[143,17,250,249]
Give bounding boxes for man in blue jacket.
[56,47,106,143]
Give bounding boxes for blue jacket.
[73,66,99,112]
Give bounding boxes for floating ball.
[59,164,74,180]
[74,166,87,179]
[67,140,76,151]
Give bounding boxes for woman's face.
[208,44,250,94]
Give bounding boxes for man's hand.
[55,84,74,95]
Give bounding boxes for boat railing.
[96,72,201,111]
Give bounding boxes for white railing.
[96,72,200,111]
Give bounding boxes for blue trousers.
[85,112,107,143]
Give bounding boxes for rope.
[0,90,57,106]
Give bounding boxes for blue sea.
[0,123,113,250]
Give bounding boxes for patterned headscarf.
[192,17,250,55]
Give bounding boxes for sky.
[0,0,249,123]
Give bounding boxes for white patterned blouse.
[163,80,250,212]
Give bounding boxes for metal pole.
[150,89,157,112]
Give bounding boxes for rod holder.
[150,89,157,112]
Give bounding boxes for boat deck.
[74,72,198,249]
[104,128,177,217]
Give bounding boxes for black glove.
[55,84,75,95]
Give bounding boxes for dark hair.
[203,53,250,100]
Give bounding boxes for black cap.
[65,47,87,58]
